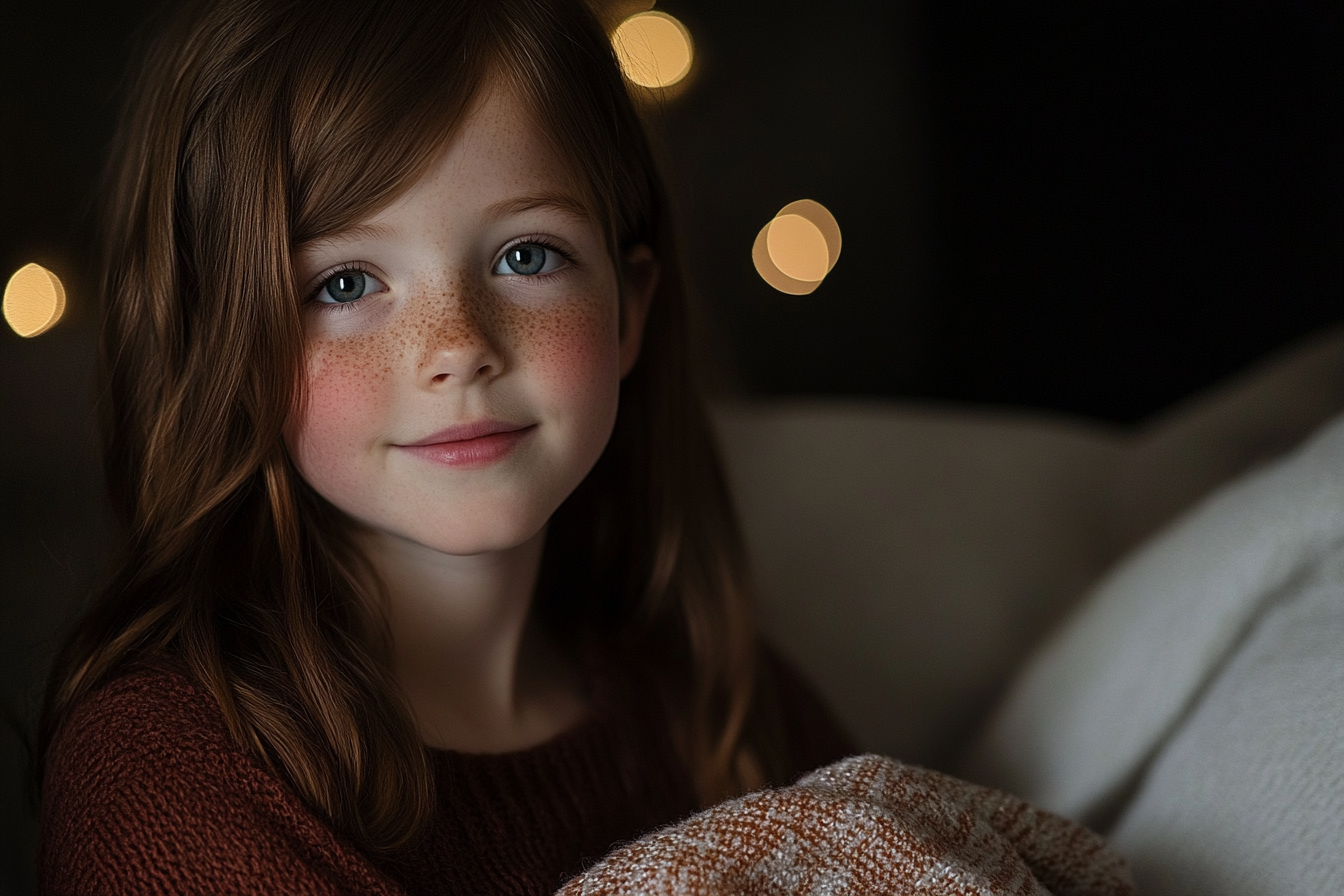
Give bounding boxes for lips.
[396,420,534,468]
[401,420,531,447]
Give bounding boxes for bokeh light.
[767,215,830,282]
[4,263,66,337]
[611,11,694,89]
[753,200,842,295]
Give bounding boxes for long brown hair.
[41,0,772,850]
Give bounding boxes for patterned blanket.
[558,755,1133,895]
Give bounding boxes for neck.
[355,524,587,752]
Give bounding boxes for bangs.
[283,0,490,248]
[280,0,647,260]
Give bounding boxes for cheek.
[498,295,621,473]
[284,337,391,489]
[515,299,621,400]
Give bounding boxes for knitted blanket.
[558,755,1133,895]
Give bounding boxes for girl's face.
[285,80,651,557]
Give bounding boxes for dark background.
[4,1,1340,423]
[653,1,1343,420]
[1,0,1340,890]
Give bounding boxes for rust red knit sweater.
[39,649,852,896]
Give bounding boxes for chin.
[389,501,555,558]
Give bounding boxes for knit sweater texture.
[39,648,852,896]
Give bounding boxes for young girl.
[37,0,853,892]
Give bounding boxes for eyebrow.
[296,222,394,258]
[482,192,596,224]
[297,192,597,257]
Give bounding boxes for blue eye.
[316,269,380,304]
[495,243,563,276]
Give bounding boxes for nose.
[416,286,503,388]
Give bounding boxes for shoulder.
[47,663,237,784]
[41,663,399,896]
[755,641,858,782]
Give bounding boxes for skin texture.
[285,78,656,753]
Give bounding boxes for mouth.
[401,420,532,446]
[396,420,535,468]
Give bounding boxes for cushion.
[959,412,1344,894]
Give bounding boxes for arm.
[39,667,402,896]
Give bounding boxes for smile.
[396,421,535,468]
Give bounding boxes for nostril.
[428,363,493,385]
[421,332,499,385]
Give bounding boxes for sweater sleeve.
[39,667,404,896]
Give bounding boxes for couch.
[715,326,1344,894]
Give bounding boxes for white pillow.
[960,411,1344,894]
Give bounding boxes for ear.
[618,243,658,379]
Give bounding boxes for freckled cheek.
[284,341,394,488]
[514,302,622,402]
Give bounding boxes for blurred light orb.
[767,214,830,282]
[612,11,693,89]
[753,200,842,295]
[4,263,66,337]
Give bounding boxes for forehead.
[298,76,598,257]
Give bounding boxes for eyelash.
[304,236,579,314]
[495,236,577,279]
[306,262,377,314]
